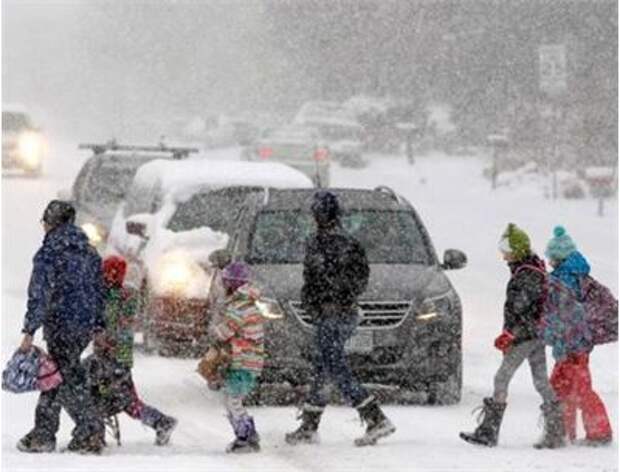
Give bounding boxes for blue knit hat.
[545,225,577,262]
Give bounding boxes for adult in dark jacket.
[17,200,106,454]
[460,223,564,449]
[285,191,395,447]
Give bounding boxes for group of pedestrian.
[460,223,613,449]
[13,196,613,456]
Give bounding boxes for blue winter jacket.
[22,223,106,341]
[551,251,590,299]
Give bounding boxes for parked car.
[294,101,366,168]
[211,186,467,405]
[242,125,330,186]
[2,105,47,176]
[62,141,198,251]
[105,158,313,355]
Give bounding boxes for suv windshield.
[2,112,32,132]
[167,187,261,234]
[83,160,141,206]
[249,210,432,264]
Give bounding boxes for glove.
[494,331,515,354]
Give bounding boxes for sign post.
[539,44,567,200]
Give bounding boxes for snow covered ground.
[2,139,618,471]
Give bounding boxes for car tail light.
[258,147,273,159]
[314,148,329,161]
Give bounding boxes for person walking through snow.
[209,261,265,453]
[544,226,613,446]
[285,190,395,447]
[87,255,177,446]
[460,223,564,449]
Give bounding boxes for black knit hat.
[42,200,76,228]
[311,190,341,226]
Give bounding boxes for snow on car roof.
[2,104,30,114]
[133,158,314,199]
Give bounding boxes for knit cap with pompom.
[545,225,577,262]
[498,223,531,261]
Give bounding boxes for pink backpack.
[580,275,618,345]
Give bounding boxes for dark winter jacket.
[301,224,370,318]
[551,251,590,299]
[503,254,546,345]
[22,223,106,341]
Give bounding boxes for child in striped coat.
[210,261,265,453]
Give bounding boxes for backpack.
[579,275,618,345]
[516,265,592,361]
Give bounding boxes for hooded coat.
[22,223,106,341]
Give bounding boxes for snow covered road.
[2,142,617,471]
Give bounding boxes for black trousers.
[32,336,103,442]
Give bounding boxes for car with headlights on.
[104,158,313,355]
[61,141,198,251]
[2,105,47,176]
[210,186,467,405]
[242,125,330,186]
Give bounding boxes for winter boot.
[534,400,566,449]
[16,431,56,453]
[577,436,613,447]
[226,414,260,453]
[140,405,178,446]
[285,403,324,445]
[354,396,396,447]
[65,432,105,455]
[459,397,506,447]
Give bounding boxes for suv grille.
[289,301,412,329]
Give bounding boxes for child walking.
[92,255,177,446]
[544,226,613,446]
[209,261,265,453]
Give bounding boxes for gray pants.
[493,339,557,404]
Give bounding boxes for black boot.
[65,432,105,455]
[459,397,506,447]
[285,403,324,445]
[534,400,565,449]
[16,430,56,453]
[354,396,396,447]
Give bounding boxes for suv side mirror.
[126,221,148,239]
[441,249,467,270]
[209,249,232,269]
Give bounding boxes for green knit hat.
[498,223,531,260]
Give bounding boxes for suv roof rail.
[78,140,199,159]
[374,185,402,204]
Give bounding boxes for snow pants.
[307,309,369,408]
[222,369,259,440]
[123,381,168,429]
[550,353,612,441]
[32,336,103,443]
[493,339,557,404]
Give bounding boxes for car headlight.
[256,297,285,320]
[17,131,45,168]
[416,296,451,321]
[152,251,211,298]
[81,222,105,246]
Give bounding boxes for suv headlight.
[18,131,45,167]
[81,222,106,246]
[416,295,452,321]
[256,297,285,320]
[152,251,211,298]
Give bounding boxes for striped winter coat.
[211,284,265,374]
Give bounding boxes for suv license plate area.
[345,331,373,353]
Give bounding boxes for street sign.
[539,44,567,95]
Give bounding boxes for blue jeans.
[307,311,369,407]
